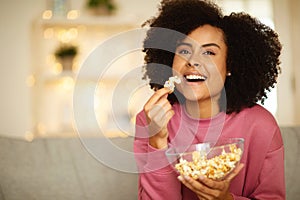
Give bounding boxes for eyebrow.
[176,42,221,49]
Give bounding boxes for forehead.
[181,25,226,47]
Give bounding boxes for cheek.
[213,58,227,81]
[207,62,227,91]
[219,63,227,82]
[217,65,227,82]
[172,55,186,71]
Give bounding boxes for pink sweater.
[134,104,285,199]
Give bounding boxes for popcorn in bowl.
[164,76,181,93]
[165,138,244,180]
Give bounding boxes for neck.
[185,97,220,119]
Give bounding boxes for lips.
[184,72,207,82]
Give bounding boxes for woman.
[134,0,285,199]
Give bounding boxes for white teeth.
[185,74,207,80]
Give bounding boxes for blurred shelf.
[32,13,143,139]
[37,14,140,28]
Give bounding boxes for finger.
[178,176,203,195]
[181,180,215,200]
[225,163,244,182]
[147,97,172,122]
[178,176,217,197]
[155,109,174,128]
[147,101,173,136]
[145,93,169,122]
[144,94,169,121]
[163,109,175,126]
[148,109,174,137]
[197,176,225,190]
[150,104,173,128]
[144,88,171,109]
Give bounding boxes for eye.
[178,49,191,55]
[175,44,192,56]
[203,50,216,56]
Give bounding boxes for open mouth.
[184,74,207,82]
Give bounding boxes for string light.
[67,10,79,20]
[44,28,54,39]
[42,10,52,20]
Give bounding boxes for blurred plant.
[54,44,78,71]
[55,44,78,59]
[86,0,116,12]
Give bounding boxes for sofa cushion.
[0,126,299,200]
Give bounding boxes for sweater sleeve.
[134,111,182,200]
[250,147,285,199]
[232,147,285,200]
[232,128,286,200]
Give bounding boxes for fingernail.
[177,176,183,181]
[184,175,190,181]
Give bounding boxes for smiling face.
[172,25,227,112]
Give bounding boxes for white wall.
[289,0,300,125]
[0,0,45,139]
[273,0,300,126]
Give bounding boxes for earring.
[227,72,232,76]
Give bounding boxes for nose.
[187,61,200,68]
[187,53,201,68]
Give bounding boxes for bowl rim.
[165,137,244,157]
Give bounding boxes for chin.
[181,91,206,102]
[180,88,221,104]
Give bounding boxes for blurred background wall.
[0,0,299,140]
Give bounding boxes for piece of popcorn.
[164,76,181,93]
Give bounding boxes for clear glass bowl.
[165,138,244,180]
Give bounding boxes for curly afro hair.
[142,0,282,114]
[221,13,282,113]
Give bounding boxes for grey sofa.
[0,126,299,200]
